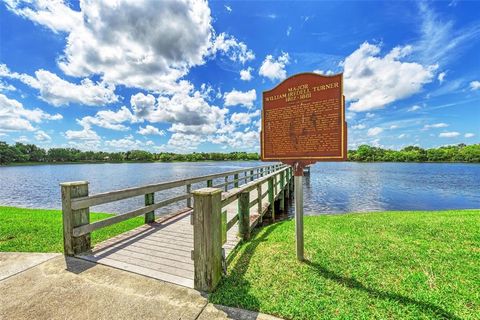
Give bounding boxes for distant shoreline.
[2,159,479,167]
[1,141,479,165]
[0,159,262,167]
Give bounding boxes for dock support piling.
[285,168,290,199]
[238,191,250,240]
[192,187,222,292]
[61,181,90,256]
[186,184,192,208]
[145,192,155,223]
[257,185,263,225]
[268,178,275,221]
[280,171,285,212]
[234,174,239,188]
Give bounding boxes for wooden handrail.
[62,163,283,254]
[220,166,288,207]
[70,163,281,210]
[72,193,190,237]
[221,166,290,232]
[185,165,293,291]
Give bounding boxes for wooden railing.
[191,165,293,291]
[60,163,284,256]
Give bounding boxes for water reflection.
[0,161,479,215]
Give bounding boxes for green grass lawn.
[210,210,480,320]
[0,206,144,252]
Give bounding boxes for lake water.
[0,161,479,215]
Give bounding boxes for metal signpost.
[260,72,347,261]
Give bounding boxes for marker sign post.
[261,73,347,261]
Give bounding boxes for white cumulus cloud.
[437,72,446,83]
[35,130,51,142]
[137,125,165,136]
[439,131,460,138]
[166,133,204,151]
[210,33,255,64]
[470,81,480,91]
[56,0,213,92]
[240,67,253,81]
[259,52,290,81]
[343,42,437,112]
[230,110,260,125]
[0,93,62,132]
[105,135,147,151]
[0,64,117,106]
[224,89,256,108]
[4,0,82,33]
[78,106,137,131]
[65,126,100,142]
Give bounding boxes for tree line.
[348,144,480,163]
[0,141,479,164]
[0,141,259,164]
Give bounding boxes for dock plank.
[77,178,286,288]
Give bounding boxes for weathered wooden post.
[250,170,254,182]
[60,181,90,256]
[192,187,222,292]
[186,184,192,208]
[274,174,278,197]
[257,185,263,225]
[285,168,290,199]
[224,176,228,192]
[280,171,285,212]
[234,173,239,188]
[244,171,248,184]
[238,190,250,240]
[289,168,295,195]
[145,192,155,223]
[268,178,275,221]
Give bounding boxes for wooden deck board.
[77,178,286,288]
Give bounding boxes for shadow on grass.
[213,221,283,311]
[305,260,460,320]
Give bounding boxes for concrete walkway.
[0,253,281,320]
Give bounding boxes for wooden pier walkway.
[60,164,292,290]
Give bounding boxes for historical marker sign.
[261,73,347,163]
[260,72,347,262]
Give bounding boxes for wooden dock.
[60,164,292,291]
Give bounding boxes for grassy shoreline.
[2,206,479,319]
[0,206,143,252]
[211,209,480,319]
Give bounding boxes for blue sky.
[0,0,479,153]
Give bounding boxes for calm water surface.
[0,161,479,215]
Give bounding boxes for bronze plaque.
[261,73,347,162]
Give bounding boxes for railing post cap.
[191,187,222,196]
[60,181,89,187]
